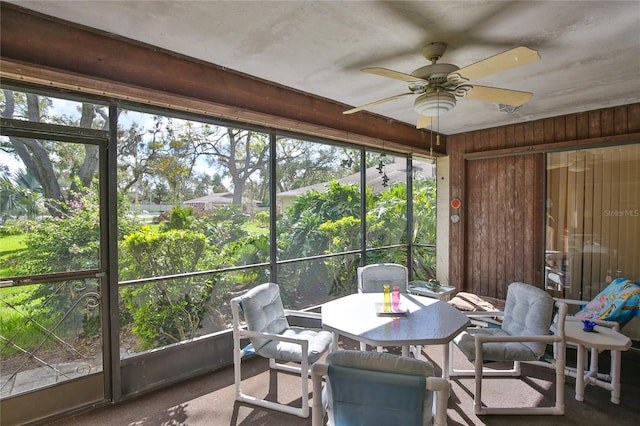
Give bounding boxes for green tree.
[279,181,363,260]
[367,182,408,246]
[276,177,437,296]
[1,90,107,215]
[195,204,249,248]
[274,139,353,193]
[0,170,44,223]
[276,181,366,298]
[411,178,437,279]
[319,216,361,295]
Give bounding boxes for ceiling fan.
[344,42,540,129]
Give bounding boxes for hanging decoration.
[377,154,389,188]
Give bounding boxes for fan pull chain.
[437,90,441,145]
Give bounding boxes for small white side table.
[564,319,632,404]
[408,281,456,301]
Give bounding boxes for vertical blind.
[545,144,639,300]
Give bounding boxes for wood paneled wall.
[447,104,640,298]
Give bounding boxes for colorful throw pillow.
[575,278,640,323]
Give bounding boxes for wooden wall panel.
[464,154,544,298]
[448,104,640,298]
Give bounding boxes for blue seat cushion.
[454,327,540,362]
[256,326,333,364]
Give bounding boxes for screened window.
[364,152,408,264]
[116,109,271,352]
[1,88,107,129]
[411,157,437,280]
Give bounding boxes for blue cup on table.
[582,320,597,332]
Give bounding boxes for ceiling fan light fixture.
[413,91,456,117]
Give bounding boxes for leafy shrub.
[119,226,218,349]
[23,191,100,275]
[0,218,35,236]
[254,210,269,228]
[194,204,249,246]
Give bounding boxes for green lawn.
[0,234,42,356]
[243,222,268,235]
[0,233,28,277]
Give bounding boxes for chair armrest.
[554,297,587,307]
[311,363,329,426]
[285,309,322,320]
[311,361,329,376]
[474,333,561,345]
[462,310,504,318]
[238,329,311,347]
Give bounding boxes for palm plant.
[0,170,43,223]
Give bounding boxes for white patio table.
[564,319,632,404]
[321,292,469,378]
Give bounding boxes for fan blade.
[416,115,434,129]
[361,67,425,82]
[452,46,540,82]
[343,92,414,114]
[465,85,533,106]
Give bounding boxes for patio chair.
[555,277,640,396]
[357,263,410,353]
[449,282,569,415]
[357,262,409,293]
[311,350,449,426]
[230,282,333,418]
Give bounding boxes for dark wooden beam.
[0,3,444,155]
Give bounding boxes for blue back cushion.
[502,282,554,357]
[239,283,288,352]
[328,364,426,426]
[358,263,408,293]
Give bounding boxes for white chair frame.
[231,299,324,418]
[449,301,569,415]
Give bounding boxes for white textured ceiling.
[9,0,640,135]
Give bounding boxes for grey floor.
[49,339,640,426]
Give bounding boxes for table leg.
[575,343,585,402]
[611,349,622,404]
[442,343,450,379]
[331,332,339,352]
[588,347,599,379]
[401,345,409,357]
